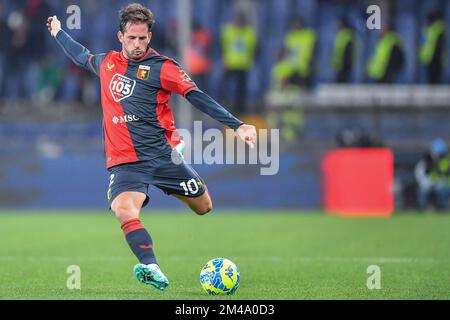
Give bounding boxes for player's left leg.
[152,152,212,215]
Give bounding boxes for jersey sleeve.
[87,53,107,76]
[160,59,198,96]
[186,90,243,130]
[56,30,106,77]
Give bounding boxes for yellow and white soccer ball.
[199,258,240,295]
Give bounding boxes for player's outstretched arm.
[46,15,103,76]
[159,59,257,148]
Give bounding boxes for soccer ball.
[199,258,240,295]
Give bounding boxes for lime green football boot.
[133,263,169,291]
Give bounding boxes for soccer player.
[46,3,256,291]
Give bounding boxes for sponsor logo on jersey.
[109,74,136,102]
[137,65,151,80]
[112,115,140,124]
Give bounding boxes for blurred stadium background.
[0,0,449,212]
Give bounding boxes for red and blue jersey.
[56,30,243,169]
[94,48,196,168]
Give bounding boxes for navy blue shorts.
[107,151,206,207]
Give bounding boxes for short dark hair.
[119,3,155,33]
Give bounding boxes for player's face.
[118,22,152,60]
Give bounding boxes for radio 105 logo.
[109,74,136,102]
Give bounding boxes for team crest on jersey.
[137,65,151,80]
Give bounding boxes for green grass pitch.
[0,211,449,300]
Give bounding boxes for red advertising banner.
[322,148,394,216]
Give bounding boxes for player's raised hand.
[237,124,257,149]
[47,16,62,38]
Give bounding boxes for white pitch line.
[0,256,131,262]
[0,255,446,264]
[166,256,445,264]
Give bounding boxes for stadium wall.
[0,152,321,210]
[0,103,447,210]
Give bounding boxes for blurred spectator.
[34,54,62,105]
[419,10,446,84]
[185,21,212,91]
[59,61,84,102]
[414,138,450,211]
[367,23,404,83]
[2,9,30,99]
[270,48,299,91]
[266,48,304,145]
[164,18,178,58]
[283,17,317,88]
[24,0,50,61]
[336,126,382,148]
[220,12,257,116]
[0,3,8,97]
[1,0,50,100]
[331,18,355,83]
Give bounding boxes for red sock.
[121,219,157,265]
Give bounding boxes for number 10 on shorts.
[180,179,200,196]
